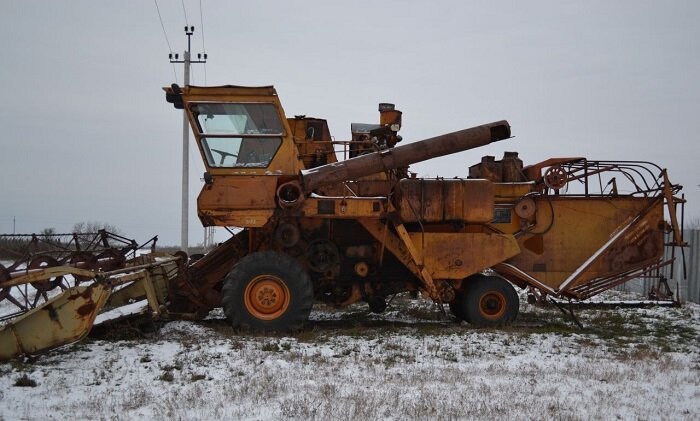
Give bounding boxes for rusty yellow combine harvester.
[0,84,686,359]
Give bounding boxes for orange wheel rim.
[243,275,291,320]
[478,291,506,320]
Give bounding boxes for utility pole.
[169,26,207,253]
[204,226,215,249]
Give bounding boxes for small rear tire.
[221,251,313,332]
[461,275,519,327]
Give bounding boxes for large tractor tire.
[221,251,313,332]
[461,275,519,327]
[449,274,486,322]
[448,301,466,321]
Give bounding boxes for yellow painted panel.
[506,196,663,288]
[409,232,520,279]
[198,176,278,210]
[0,284,111,360]
[492,183,535,200]
[301,197,385,218]
[200,209,275,228]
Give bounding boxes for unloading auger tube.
[300,120,511,192]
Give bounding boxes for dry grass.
[13,373,37,387]
[0,296,698,420]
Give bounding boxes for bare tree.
[72,222,121,235]
[40,227,56,238]
[39,227,63,248]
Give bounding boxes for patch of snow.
[0,294,698,420]
[94,300,149,325]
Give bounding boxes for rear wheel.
[221,251,313,332]
[461,275,519,327]
[450,274,486,322]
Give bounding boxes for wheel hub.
[244,275,291,320]
[479,291,506,319]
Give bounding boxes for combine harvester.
[0,84,687,359]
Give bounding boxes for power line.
[199,0,206,52]
[199,0,207,85]
[181,0,189,27]
[154,0,173,52]
[154,0,179,83]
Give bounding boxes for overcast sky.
[1,0,698,246]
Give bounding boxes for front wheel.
[461,275,519,327]
[448,301,466,321]
[221,251,313,332]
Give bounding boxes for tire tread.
[221,251,313,332]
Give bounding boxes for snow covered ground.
[0,293,699,420]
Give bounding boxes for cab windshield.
[191,103,283,168]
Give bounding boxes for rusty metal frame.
[549,160,685,247]
[568,260,674,300]
[536,159,681,199]
[529,159,686,300]
[0,233,162,320]
[0,257,182,359]
[554,211,646,293]
[0,230,156,271]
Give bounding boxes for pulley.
[544,165,568,190]
[514,196,537,220]
[305,239,340,273]
[274,223,301,248]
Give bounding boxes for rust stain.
[67,287,94,301]
[45,304,59,321]
[602,217,663,273]
[76,302,96,317]
[43,304,64,329]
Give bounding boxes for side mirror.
[166,83,184,109]
[203,172,213,185]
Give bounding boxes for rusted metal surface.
[0,230,151,265]
[0,230,182,359]
[0,284,111,360]
[395,179,494,224]
[409,232,520,281]
[165,85,304,177]
[492,159,682,300]
[0,255,183,360]
[162,84,685,331]
[356,218,423,281]
[0,231,158,318]
[5,81,687,357]
[502,197,660,288]
[287,117,337,169]
[174,230,249,310]
[521,157,584,182]
[197,176,278,227]
[393,223,439,299]
[469,151,527,182]
[300,197,386,219]
[301,120,511,192]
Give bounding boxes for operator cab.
[192,103,284,168]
